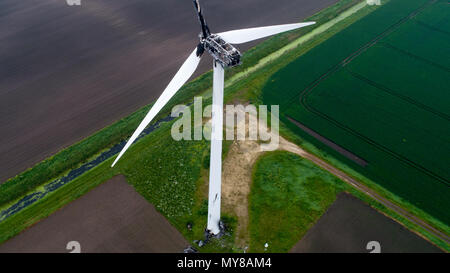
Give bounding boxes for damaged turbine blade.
[111,47,202,167]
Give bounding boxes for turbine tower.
[112,0,315,235]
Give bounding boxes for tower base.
[205,220,226,239]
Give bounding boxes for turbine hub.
[202,34,242,67]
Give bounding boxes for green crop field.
[263,0,450,226]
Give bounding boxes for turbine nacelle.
[200,34,242,67]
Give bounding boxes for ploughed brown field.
[0,0,337,182]
[291,193,442,253]
[0,175,189,253]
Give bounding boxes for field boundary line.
[415,20,450,37]
[380,41,450,72]
[347,68,450,121]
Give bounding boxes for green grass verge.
[249,151,344,252]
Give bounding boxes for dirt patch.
[0,175,189,253]
[221,138,260,248]
[221,108,314,248]
[290,193,442,253]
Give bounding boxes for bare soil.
[0,175,189,253]
[290,193,442,253]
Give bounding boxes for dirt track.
[0,175,189,253]
[0,0,337,182]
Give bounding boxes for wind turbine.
[112,0,315,235]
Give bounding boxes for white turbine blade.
[218,22,316,44]
[111,48,201,167]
